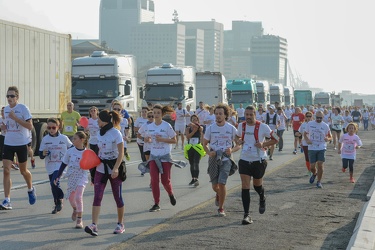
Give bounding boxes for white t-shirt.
[342,115,353,129]
[305,121,331,150]
[0,117,4,136]
[138,121,153,152]
[256,111,265,123]
[119,118,129,148]
[175,108,187,125]
[265,113,280,131]
[339,133,362,160]
[4,103,32,146]
[236,122,272,162]
[139,121,176,157]
[236,107,245,118]
[185,110,194,124]
[62,147,89,188]
[330,114,344,130]
[195,108,208,123]
[277,114,286,131]
[39,133,73,175]
[204,114,216,126]
[134,117,148,145]
[284,109,293,119]
[96,127,123,174]
[87,118,100,145]
[298,122,308,146]
[204,123,237,155]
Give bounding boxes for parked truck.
[314,92,331,106]
[270,83,285,107]
[255,81,270,108]
[196,71,227,106]
[294,90,313,107]
[226,78,257,109]
[353,99,364,108]
[284,86,295,106]
[0,19,72,153]
[141,63,196,109]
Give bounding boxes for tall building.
[180,21,224,72]
[223,21,263,79]
[99,0,155,53]
[250,35,288,84]
[129,23,186,74]
[185,29,204,71]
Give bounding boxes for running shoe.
[72,209,77,221]
[259,198,266,214]
[125,153,130,161]
[84,223,98,236]
[309,174,316,184]
[28,186,37,205]
[316,181,323,188]
[342,168,346,173]
[11,163,19,170]
[269,155,273,160]
[350,177,355,183]
[293,149,297,155]
[334,147,337,150]
[0,199,12,210]
[217,208,226,217]
[149,204,161,212]
[52,206,58,214]
[193,179,199,187]
[76,218,83,229]
[242,214,253,225]
[300,147,304,153]
[169,194,176,206]
[55,199,63,212]
[113,223,125,234]
[215,194,219,206]
[188,179,195,185]
[31,159,36,169]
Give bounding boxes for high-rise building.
[99,0,155,53]
[223,21,263,79]
[180,21,224,72]
[250,35,288,84]
[185,29,204,71]
[129,23,186,73]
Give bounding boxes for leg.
[149,161,161,205]
[160,162,173,195]
[109,176,124,224]
[92,171,107,225]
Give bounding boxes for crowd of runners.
[0,85,370,233]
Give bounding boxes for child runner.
[338,123,362,183]
[39,118,72,214]
[54,131,89,229]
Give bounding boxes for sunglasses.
[316,117,323,119]
[148,116,154,118]
[47,126,57,130]
[6,95,16,98]
[306,116,312,118]
[113,108,121,111]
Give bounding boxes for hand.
[53,177,59,186]
[43,150,49,156]
[306,139,312,145]
[338,150,341,154]
[254,142,263,148]
[111,169,119,179]
[324,137,330,142]
[8,110,17,120]
[208,151,216,158]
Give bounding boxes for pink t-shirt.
[339,134,362,160]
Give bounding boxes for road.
[1,129,374,250]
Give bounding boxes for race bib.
[189,137,199,145]
[65,126,73,132]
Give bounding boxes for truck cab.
[256,81,270,107]
[284,86,294,106]
[270,83,285,107]
[141,63,196,109]
[314,92,331,107]
[72,51,138,117]
[226,78,257,109]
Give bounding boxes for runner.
[338,123,362,183]
[291,107,305,154]
[304,111,332,188]
[0,86,36,210]
[298,111,313,175]
[329,107,344,150]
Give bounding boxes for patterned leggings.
[69,185,85,213]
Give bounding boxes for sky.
[1,0,374,95]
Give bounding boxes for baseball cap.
[269,105,275,110]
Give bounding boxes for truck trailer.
[294,90,313,107]
[0,19,72,152]
[196,71,227,106]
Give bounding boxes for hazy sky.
[1,0,374,95]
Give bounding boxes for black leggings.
[342,158,354,173]
[188,147,201,178]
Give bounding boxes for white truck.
[284,86,295,106]
[270,83,285,107]
[71,51,138,136]
[196,71,227,106]
[256,81,270,107]
[0,19,72,152]
[314,92,331,107]
[141,63,196,109]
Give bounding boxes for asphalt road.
[1,129,374,250]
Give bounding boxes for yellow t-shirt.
[61,111,81,136]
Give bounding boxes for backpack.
[242,120,261,142]
[266,113,277,125]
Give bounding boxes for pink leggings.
[69,186,85,213]
[149,161,173,205]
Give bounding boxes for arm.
[9,110,33,130]
[54,162,68,184]
[202,138,215,157]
